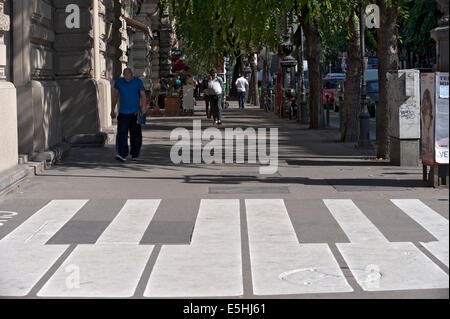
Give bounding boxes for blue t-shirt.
[114,77,145,114]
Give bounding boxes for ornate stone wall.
[0,0,18,173]
[5,0,148,158]
[13,0,62,157]
[106,0,128,101]
[159,5,173,79]
[0,0,9,80]
[148,0,160,90]
[130,1,154,92]
[53,0,111,139]
[145,0,176,90]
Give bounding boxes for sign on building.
[171,50,182,58]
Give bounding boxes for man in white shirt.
[235,74,249,109]
[208,69,225,125]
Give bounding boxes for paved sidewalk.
[14,100,439,195]
[3,100,433,201]
[0,99,448,299]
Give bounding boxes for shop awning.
[124,17,153,38]
[171,58,190,73]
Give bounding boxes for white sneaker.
[116,154,127,162]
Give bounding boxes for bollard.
[358,96,373,149]
[375,101,378,142]
[307,94,310,118]
[325,94,330,127]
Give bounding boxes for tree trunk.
[231,53,242,99]
[261,48,271,110]
[249,52,260,106]
[341,11,362,142]
[296,39,304,122]
[376,0,400,158]
[300,14,323,129]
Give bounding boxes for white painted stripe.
[327,200,449,291]
[96,200,161,244]
[144,199,242,297]
[246,199,352,295]
[0,242,69,296]
[37,200,161,297]
[323,199,388,243]
[420,241,449,268]
[37,244,153,297]
[337,242,449,291]
[391,199,449,242]
[1,200,88,245]
[391,199,449,267]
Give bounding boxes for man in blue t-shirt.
[111,68,148,162]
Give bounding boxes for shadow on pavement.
[48,104,425,191]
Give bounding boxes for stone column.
[159,5,173,78]
[97,0,112,131]
[106,0,128,89]
[130,1,153,92]
[13,0,62,159]
[148,0,160,90]
[431,0,449,72]
[53,0,110,146]
[0,0,18,173]
[117,1,128,74]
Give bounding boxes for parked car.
[322,76,345,108]
[333,69,379,118]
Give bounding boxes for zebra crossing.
[246,199,352,295]
[0,198,448,297]
[325,199,448,291]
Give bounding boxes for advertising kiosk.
[421,72,449,187]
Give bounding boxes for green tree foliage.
[162,0,285,73]
[402,0,440,60]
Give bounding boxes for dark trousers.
[204,94,210,117]
[116,113,142,158]
[210,94,223,122]
[238,91,246,109]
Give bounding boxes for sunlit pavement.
[0,100,448,299]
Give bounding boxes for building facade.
[0,0,160,176]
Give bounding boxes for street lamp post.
[225,55,231,97]
[280,13,297,118]
[299,27,309,124]
[357,5,373,149]
[243,65,251,104]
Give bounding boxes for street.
[0,101,448,299]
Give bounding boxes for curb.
[0,164,35,198]
[0,143,71,198]
[66,133,108,148]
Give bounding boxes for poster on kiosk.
[420,72,449,165]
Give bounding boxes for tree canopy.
[162,0,288,73]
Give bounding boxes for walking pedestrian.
[202,75,211,118]
[111,68,148,162]
[208,69,225,125]
[186,76,197,106]
[235,73,249,110]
